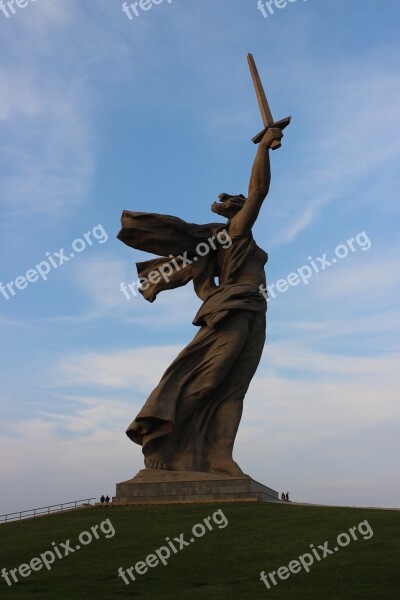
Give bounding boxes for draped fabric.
[117,211,222,302]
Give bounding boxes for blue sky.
[0,0,399,514]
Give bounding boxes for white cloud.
[57,346,181,391]
[314,255,399,304]
[277,310,400,342]
[0,417,139,515]
[0,70,95,218]
[0,1,104,222]
[265,62,400,244]
[70,255,134,316]
[1,338,399,512]
[71,255,201,323]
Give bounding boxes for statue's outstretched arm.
[229,128,283,237]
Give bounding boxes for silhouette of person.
[281,492,285,501]
[100,495,105,503]
[286,492,290,502]
[105,495,110,503]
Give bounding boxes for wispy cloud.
[0,3,96,221]
[264,59,400,244]
[0,2,128,227]
[1,336,398,511]
[56,345,181,391]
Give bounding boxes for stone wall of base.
[114,471,279,504]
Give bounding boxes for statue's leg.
[208,312,266,477]
[142,326,248,471]
[208,396,246,477]
[132,311,265,473]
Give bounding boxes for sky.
[0,0,399,515]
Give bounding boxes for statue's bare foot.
[143,438,168,470]
[144,456,168,470]
[209,457,249,478]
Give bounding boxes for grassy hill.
[0,502,399,599]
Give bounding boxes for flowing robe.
[117,211,267,472]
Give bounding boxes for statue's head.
[211,193,246,219]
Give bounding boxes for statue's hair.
[211,193,246,218]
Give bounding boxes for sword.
[247,53,291,149]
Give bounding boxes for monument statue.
[117,55,290,480]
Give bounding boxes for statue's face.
[211,195,245,219]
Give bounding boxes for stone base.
[113,469,279,504]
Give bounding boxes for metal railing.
[0,498,96,524]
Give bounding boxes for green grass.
[0,502,399,599]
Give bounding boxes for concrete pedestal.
[114,469,279,505]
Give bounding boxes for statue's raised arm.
[229,127,282,237]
